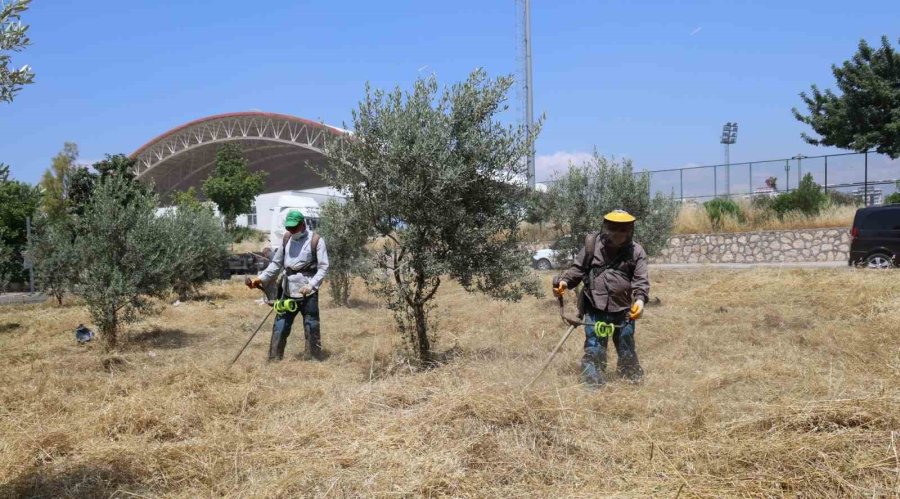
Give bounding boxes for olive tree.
[161,200,230,301]
[318,69,542,365]
[0,0,34,104]
[73,174,174,350]
[28,216,78,305]
[316,199,369,307]
[545,153,678,257]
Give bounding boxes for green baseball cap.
[284,210,305,228]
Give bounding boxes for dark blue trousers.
[268,292,321,361]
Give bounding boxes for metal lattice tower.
[515,0,535,189]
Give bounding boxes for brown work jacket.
[559,236,650,313]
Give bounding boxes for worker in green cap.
[247,210,330,361]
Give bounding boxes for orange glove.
[629,299,644,320]
[245,277,263,289]
[552,280,568,298]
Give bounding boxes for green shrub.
[827,190,860,206]
[231,225,263,244]
[545,154,679,256]
[771,173,828,218]
[703,198,743,228]
[28,217,79,305]
[317,199,370,307]
[885,192,900,204]
[161,203,231,301]
[73,174,175,350]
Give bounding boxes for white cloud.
[690,27,702,36]
[534,151,593,182]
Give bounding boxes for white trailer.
[266,194,321,250]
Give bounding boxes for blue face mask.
[291,228,308,241]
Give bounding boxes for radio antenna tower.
[515,0,535,188]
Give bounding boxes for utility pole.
[784,160,791,191]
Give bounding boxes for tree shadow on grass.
[0,463,143,498]
[0,322,21,334]
[125,328,197,350]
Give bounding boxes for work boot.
[616,354,644,384]
[268,329,288,361]
[580,347,606,387]
[303,324,324,361]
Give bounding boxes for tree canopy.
[202,143,266,232]
[0,0,34,104]
[793,36,900,158]
[319,69,542,364]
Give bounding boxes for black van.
[849,204,900,268]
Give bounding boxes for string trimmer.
[227,279,276,369]
[523,287,628,389]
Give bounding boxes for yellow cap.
[603,209,636,223]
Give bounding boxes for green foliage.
[39,142,79,220]
[793,36,900,158]
[73,174,174,349]
[171,187,208,212]
[771,173,829,217]
[885,192,900,204]
[0,236,13,293]
[0,171,41,286]
[161,202,230,301]
[704,198,744,229]
[27,216,77,305]
[545,153,679,257]
[828,189,860,207]
[524,189,552,225]
[202,144,267,232]
[230,225,264,244]
[66,166,97,217]
[317,199,370,307]
[0,0,34,104]
[318,69,542,364]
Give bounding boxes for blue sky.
[2,0,898,190]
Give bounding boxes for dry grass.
[674,201,857,235]
[1,268,899,497]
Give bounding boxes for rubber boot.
[269,327,288,361]
[268,311,295,361]
[580,346,607,387]
[614,327,643,383]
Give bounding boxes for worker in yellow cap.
[552,209,649,386]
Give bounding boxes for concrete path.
[649,261,847,270]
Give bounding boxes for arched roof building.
[131,112,345,197]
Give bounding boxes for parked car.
[532,236,578,270]
[848,204,900,268]
[532,247,561,270]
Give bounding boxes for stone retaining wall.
[653,227,850,264]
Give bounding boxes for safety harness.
[275,231,320,302]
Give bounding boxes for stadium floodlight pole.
[524,0,535,189]
[720,122,738,197]
[792,154,808,186]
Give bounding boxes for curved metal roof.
[131,112,344,197]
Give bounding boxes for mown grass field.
[1,268,898,497]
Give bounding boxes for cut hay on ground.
[0,268,898,497]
